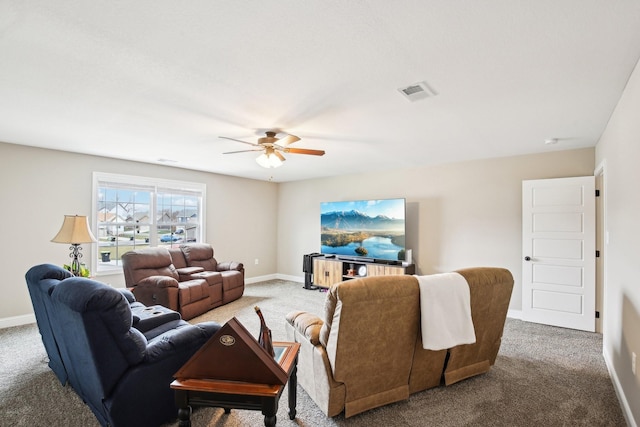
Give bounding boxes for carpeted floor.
[0,279,627,426]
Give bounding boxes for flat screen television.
[320,198,406,262]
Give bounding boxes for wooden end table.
[171,341,300,427]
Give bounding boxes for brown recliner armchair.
[178,243,245,304]
[121,248,213,320]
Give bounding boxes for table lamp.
[51,215,97,276]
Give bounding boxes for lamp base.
[69,244,83,277]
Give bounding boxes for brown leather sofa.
[122,244,244,320]
[285,267,513,418]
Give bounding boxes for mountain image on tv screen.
[320,198,406,261]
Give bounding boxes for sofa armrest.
[144,321,221,363]
[286,311,323,345]
[137,275,179,288]
[131,305,182,333]
[175,266,205,281]
[118,288,136,303]
[217,261,244,272]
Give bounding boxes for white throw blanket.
[415,273,476,351]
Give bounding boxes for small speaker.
[404,249,413,265]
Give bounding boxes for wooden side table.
[171,341,300,427]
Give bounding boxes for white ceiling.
[2,1,640,182]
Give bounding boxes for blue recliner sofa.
[25,264,221,427]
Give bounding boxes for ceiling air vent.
[398,81,437,102]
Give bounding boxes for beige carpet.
[0,279,627,426]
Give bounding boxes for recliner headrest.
[181,243,214,262]
[25,263,72,283]
[122,248,173,269]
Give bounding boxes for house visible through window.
[93,172,206,273]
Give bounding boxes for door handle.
[524,256,531,261]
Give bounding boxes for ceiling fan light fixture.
[256,152,283,168]
[222,131,321,167]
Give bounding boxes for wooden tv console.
[313,256,415,288]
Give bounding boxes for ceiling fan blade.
[274,151,286,162]
[285,148,325,156]
[219,136,260,147]
[223,149,264,154]
[277,134,301,147]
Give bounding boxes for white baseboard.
[245,274,305,284]
[0,313,35,329]
[603,347,637,427]
[507,309,523,320]
[245,274,279,284]
[275,274,304,283]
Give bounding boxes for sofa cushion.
[192,270,223,286]
[178,279,210,304]
[168,248,188,268]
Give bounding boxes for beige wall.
[277,147,595,313]
[596,57,640,424]
[0,142,278,323]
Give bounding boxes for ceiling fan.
[219,131,325,168]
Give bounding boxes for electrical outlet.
[254,258,259,265]
[633,352,637,375]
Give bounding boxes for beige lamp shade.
[51,215,97,244]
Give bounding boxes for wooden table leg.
[288,355,298,420]
[175,390,191,427]
[177,406,191,427]
[264,414,277,427]
[261,397,279,427]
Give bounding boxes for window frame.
[92,172,206,275]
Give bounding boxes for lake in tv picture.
[320,199,406,261]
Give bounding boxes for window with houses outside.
[93,172,205,274]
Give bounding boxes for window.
[93,172,206,274]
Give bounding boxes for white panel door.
[522,177,596,332]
